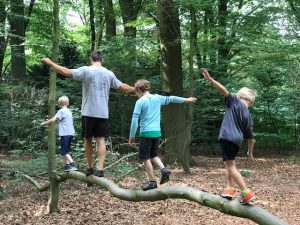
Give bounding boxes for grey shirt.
[55,107,75,136]
[218,93,254,147]
[72,66,122,118]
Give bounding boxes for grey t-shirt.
[218,93,254,147]
[55,107,75,136]
[72,66,122,118]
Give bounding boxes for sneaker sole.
[160,171,171,184]
[240,196,256,204]
[220,194,234,200]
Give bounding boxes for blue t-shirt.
[218,93,254,147]
[55,107,75,136]
[129,94,185,138]
[72,66,122,118]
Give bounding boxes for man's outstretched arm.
[41,58,72,77]
[119,83,135,93]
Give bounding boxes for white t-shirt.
[72,66,122,118]
[55,107,75,136]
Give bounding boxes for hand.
[185,97,197,103]
[247,152,254,161]
[41,58,53,65]
[40,121,46,126]
[129,137,135,145]
[201,68,211,81]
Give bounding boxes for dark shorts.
[220,139,240,161]
[60,135,73,156]
[139,137,160,160]
[81,116,109,138]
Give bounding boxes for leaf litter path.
[0,156,299,225]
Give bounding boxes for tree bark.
[46,0,60,214]
[9,0,26,82]
[118,0,142,137]
[217,0,229,76]
[158,0,187,170]
[0,0,6,76]
[25,171,288,225]
[104,0,116,40]
[88,0,96,50]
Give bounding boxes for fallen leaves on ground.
[0,156,299,225]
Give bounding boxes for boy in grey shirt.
[41,96,77,171]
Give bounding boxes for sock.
[241,189,250,196]
[226,186,234,190]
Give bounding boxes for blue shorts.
[60,135,73,156]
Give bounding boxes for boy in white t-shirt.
[41,96,77,171]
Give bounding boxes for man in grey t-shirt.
[42,50,135,177]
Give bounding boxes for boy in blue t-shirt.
[41,96,77,172]
[201,68,256,204]
[129,79,197,191]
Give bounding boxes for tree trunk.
[26,172,289,225]
[104,0,116,40]
[0,0,6,77]
[217,0,229,76]
[88,0,96,50]
[183,6,198,170]
[46,0,60,214]
[9,0,26,82]
[286,0,300,26]
[95,0,105,49]
[118,0,142,137]
[158,0,187,170]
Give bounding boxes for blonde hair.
[135,79,150,93]
[236,87,257,106]
[58,96,69,107]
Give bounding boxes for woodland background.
[0,0,299,224]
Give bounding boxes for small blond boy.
[41,96,77,171]
[201,68,256,204]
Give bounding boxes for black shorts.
[220,139,240,161]
[81,116,109,138]
[139,137,160,160]
[60,135,73,156]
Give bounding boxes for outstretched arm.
[201,68,229,97]
[41,116,57,126]
[41,58,72,77]
[119,83,135,93]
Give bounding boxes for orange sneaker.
[240,192,255,204]
[221,189,236,199]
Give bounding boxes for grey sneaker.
[141,181,157,191]
[64,164,78,172]
[160,168,171,184]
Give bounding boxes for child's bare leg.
[224,160,247,190]
[144,159,155,180]
[84,137,94,168]
[96,137,106,170]
[63,154,73,164]
[150,156,164,169]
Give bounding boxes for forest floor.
[0,155,299,225]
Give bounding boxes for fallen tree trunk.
[24,171,288,225]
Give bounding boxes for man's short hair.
[90,50,103,62]
[58,96,69,107]
[135,79,150,93]
[237,87,257,105]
